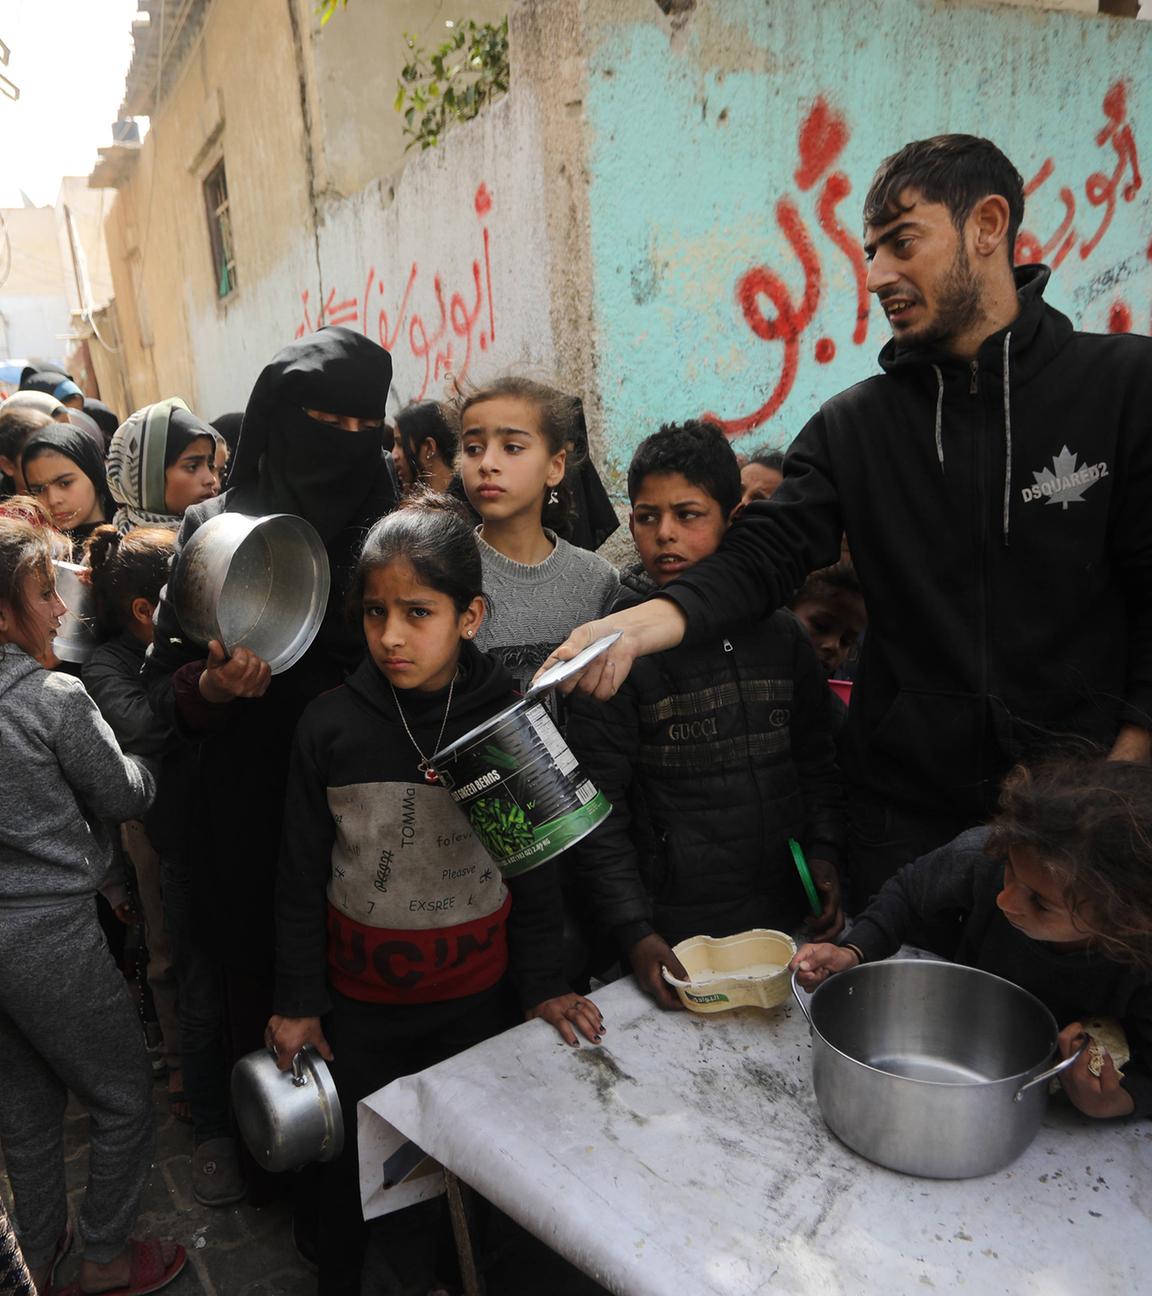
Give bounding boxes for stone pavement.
[0,1075,315,1296]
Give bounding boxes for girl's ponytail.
[83,524,175,639]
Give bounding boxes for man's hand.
[804,857,844,942]
[533,602,688,701]
[527,994,605,1046]
[1108,723,1151,765]
[789,941,859,989]
[199,638,272,704]
[628,933,689,1011]
[265,1015,334,1072]
[1056,1022,1134,1119]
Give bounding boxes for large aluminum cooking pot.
[231,1045,344,1172]
[51,560,98,664]
[168,512,329,674]
[792,960,1084,1179]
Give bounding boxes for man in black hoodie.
[545,135,1152,902]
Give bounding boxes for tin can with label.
[432,698,610,877]
[431,634,620,877]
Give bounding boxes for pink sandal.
[54,1238,185,1296]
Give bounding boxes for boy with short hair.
[566,421,845,1007]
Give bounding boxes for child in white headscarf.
[105,398,223,533]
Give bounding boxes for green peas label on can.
[431,700,611,878]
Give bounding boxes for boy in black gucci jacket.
[567,423,844,1007]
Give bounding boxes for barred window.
[203,159,237,299]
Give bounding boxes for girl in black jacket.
[267,494,603,1295]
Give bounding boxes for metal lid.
[523,631,621,700]
[432,632,621,766]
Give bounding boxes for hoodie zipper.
[970,364,990,793]
[725,636,766,866]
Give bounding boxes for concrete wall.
[0,205,71,361]
[100,0,317,413]
[581,0,1152,482]
[189,84,555,418]
[309,0,509,200]
[101,0,553,420]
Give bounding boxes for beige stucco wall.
[100,0,314,412]
[308,0,510,200]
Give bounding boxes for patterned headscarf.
[106,397,224,533]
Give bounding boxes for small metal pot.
[51,560,98,664]
[792,960,1084,1179]
[230,1045,344,1172]
[168,512,329,674]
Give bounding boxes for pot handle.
[266,1042,312,1088]
[1013,1036,1087,1102]
[790,968,812,1023]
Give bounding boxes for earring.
[548,489,560,506]
[466,630,474,638]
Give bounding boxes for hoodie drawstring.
[1001,331,1013,545]
[931,364,945,473]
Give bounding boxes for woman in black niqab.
[142,329,399,1167]
[227,327,398,548]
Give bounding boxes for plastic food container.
[51,560,98,664]
[662,929,797,1013]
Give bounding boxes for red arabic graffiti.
[703,97,871,437]
[293,182,496,400]
[1016,81,1143,269]
[705,81,1147,438]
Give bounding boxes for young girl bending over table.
[793,758,1152,1120]
[267,492,603,1296]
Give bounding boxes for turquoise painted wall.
[584,0,1151,482]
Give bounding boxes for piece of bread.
[1083,1016,1128,1078]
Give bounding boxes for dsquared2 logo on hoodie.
[1020,446,1109,510]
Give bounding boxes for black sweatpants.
[318,982,509,1296]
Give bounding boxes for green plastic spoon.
[789,837,822,916]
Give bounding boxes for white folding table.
[359,975,1152,1296]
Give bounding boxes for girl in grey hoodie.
[0,516,184,1296]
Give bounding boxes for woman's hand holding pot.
[790,941,860,988]
[265,1015,334,1072]
[199,638,272,703]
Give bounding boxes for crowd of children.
[1,333,1151,1296]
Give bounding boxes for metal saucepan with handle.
[791,959,1085,1179]
[231,1044,344,1172]
[168,512,330,674]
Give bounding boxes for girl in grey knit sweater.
[456,378,620,695]
[0,517,184,1296]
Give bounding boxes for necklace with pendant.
[390,675,455,783]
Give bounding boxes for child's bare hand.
[265,1015,334,1071]
[628,933,689,1011]
[1056,1022,1134,1119]
[199,639,272,703]
[528,994,604,1046]
[790,941,859,988]
[804,857,845,942]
